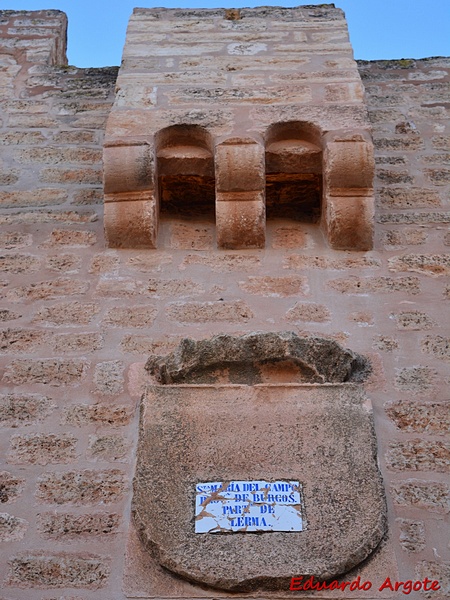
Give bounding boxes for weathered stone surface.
[0,232,32,249]
[180,253,260,271]
[3,359,88,386]
[33,301,99,325]
[395,366,438,394]
[8,434,77,465]
[284,255,380,270]
[166,300,253,324]
[386,400,450,435]
[238,276,308,297]
[0,393,55,427]
[87,435,129,461]
[93,361,124,395]
[328,276,420,295]
[46,253,82,273]
[0,328,48,353]
[7,551,110,589]
[51,332,103,354]
[103,305,157,328]
[286,302,331,323]
[146,332,370,385]
[397,518,426,553]
[386,440,450,472]
[0,512,28,541]
[134,384,385,591]
[37,512,120,539]
[422,335,450,361]
[41,229,97,247]
[388,254,450,277]
[0,471,24,504]
[0,253,40,274]
[7,277,89,302]
[415,561,450,597]
[62,404,133,427]
[392,310,436,330]
[35,470,126,505]
[390,480,450,513]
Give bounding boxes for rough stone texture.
[7,551,110,589]
[415,562,450,598]
[0,512,28,541]
[37,512,121,539]
[386,440,450,472]
[0,393,55,427]
[3,359,88,386]
[390,480,450,513]
[61,404,133,427]
[8,433,77,465]
[134,384,386,591]
[397,518,426,553]
[35,470,126,505]
[146,332,370,385]
[93,361,124,395]
[165,300,253,323]
[0,8,448,599]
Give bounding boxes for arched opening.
[156,125,215,221]
[265,121,322,222]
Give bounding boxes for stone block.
[104,194,158,249]
[271,226,307,249]
[0,253,40,274]
[216,196,265,249]
[8,434,77,465]
[0,512,28,542]
[0,471,24,503]
[7,552,110,589]
[3,359,88,386]
[87,435,129,462]
[397,519,426,553]
[33,301,100,325]
[166,300,253,323]
[215,140,265,193]
[61,404,133,428]
[37,512,120,539]
[391,480,450,513]
[93,361,124,396]
[41,229,97,247]
[238,275,308,297]
[39,167,102,185]
[415,561,450,597]
[386,440,450,472]
[45,253,82,273]
[392,311,436,330]
[35,470,126,505]
[103,305,157,328]
[388,254,450,277]
[286,302,331,323]
[51,333,104,354]
[323,195,374,250]
[0,393,55,427]
[7,278,89,302]
[284,255,380,270]
[395,367,438,394]
[328,276,420,295]
[0,232,32,249]
[180,253,261,272]
[134,383,385,590]
[422,335,450,361]
[0,328,48,353]
[385,400,450,435]
[103,143,154,194]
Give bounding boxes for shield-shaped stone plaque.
[133,334,386,591]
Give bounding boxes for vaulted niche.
[265,121,322,222]
[156,125,215,221]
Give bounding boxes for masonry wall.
[0,9,449,599]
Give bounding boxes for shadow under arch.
[156,124,215,221]
[265,121,323,222]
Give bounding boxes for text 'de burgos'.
[195,480,304,533]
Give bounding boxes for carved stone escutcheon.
[133,333,387,591]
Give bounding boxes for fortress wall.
[0,9,449,598]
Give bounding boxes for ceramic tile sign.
[195,480,303,533]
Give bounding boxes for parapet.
[103,6,375,250]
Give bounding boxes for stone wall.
[0,9,449,599]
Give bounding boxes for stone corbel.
[322,133,375,250]
[103,141,158,248]
[215,138,265,249]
